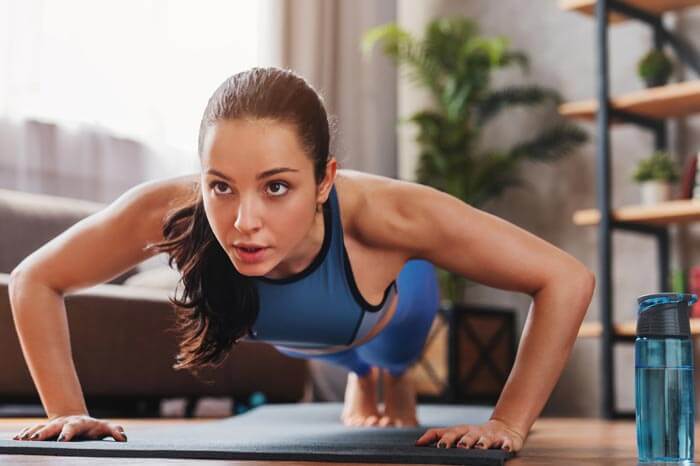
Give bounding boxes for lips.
[236,245,266,252]
[233,244,269,264]
[233,243,267,251]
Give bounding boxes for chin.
[228,255,274,277]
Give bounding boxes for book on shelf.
[693,151,700,200]
[680,152,698,199]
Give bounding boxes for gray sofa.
[0,188,309,417]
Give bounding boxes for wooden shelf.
[559,80,700,122]
[579,318,700,337]
[573,199,700,226]
[559,0,700,23]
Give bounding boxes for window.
[0,0,275,174]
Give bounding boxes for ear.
[316,158,337,204]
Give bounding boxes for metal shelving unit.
[560,0,700,419]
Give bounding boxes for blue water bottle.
[635,293,697,463]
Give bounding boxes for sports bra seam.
[347,283,398,344]
[342,244,396,312]
[347,310,365,345]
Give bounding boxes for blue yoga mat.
[0,402,515,465]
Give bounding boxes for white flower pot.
[640,181,672,205]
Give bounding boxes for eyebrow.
[205,167,299,182]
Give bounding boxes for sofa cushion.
[0,188,138,284]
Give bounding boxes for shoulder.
[130,172,199,211]
[334,169,454,259]
[115,172,200,241]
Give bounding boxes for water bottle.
[635,293,697,463]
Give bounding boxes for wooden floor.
[0,416,683,465]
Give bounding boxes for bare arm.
[8,174,197,419]
[355,178,595,442]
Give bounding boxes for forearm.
[488,271,594,439]
[9,276,90,419]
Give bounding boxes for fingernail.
[57,434,65,442]
[122,434,128,441]
[437,442,445,448]
[457,442,466,448]
[30,433,39,440]
[476,442,485,448]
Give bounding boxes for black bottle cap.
[636,293,696,338]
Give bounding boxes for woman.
[9,67,595,453]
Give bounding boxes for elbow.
[569,264,596,315]
[8,266,44,303]
[8,267,24,308]
[581,266,596,299]
[8,267,24,292]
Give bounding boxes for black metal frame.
[415,303,517,406]
[446,303,517,405]
[594,0,700,419]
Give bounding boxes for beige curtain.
[274,0,398,177]
[0,118,152,203]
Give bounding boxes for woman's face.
[200,118,333,277]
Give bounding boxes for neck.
[264,206,325,279]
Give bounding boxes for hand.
[414,418,526,453]
[12,414,128,442]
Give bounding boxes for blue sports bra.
[244,184,397,350]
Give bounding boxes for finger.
[488,434,508,449]
[501,436,514,453]
[475,433,497,449]
[110,424,128,442]
[22,426,43,441]
[58,422,82,442]
[457,431,481,449]
[29,424,60,441]
[41,423,68,441]
[13,427,31,440]
[438,431,463,448]
[363,415,379,427]
[415,428,446,445]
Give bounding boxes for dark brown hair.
[146,67,332,377]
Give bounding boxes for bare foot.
[379,369,418,427]
[341,366,381,427]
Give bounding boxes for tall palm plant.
[363,17,588,302]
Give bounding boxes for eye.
[210,181,231,195]
[266,181,289,197]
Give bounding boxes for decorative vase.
[644,75,669,88]
[640,180,671,205]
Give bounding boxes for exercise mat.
[0,402,515,465]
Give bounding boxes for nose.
[234,195,263,234]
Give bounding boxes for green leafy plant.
[363,16,588,303]
[637,49,673,88]
[632,150,679,183]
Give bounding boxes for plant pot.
[640,180,672,205]
[644,75,670,88]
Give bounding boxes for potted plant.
[637,49,673,88]
[363,17,588,303]
[632,150,679,204]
